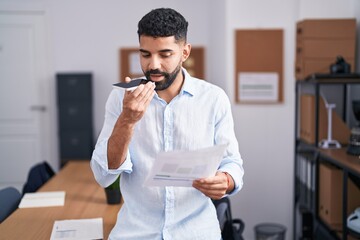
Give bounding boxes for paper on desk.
[50,218,103,240]
[144,144,227,187]
[19,191,65,208]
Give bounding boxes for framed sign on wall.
[235,29,283,104]
[119,48,142,82]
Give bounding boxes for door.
[0,12,51,191]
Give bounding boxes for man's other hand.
[192,171,233,200]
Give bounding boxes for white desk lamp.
[318,94,341,149]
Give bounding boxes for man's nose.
[149,56,161,70]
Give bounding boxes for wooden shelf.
[318,148,360,177]
[294,74,360,240]
[304,73,360,83]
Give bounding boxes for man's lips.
[150,74,164,80]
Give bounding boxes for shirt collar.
[180,68,196,97]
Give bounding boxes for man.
[91,8,244,240]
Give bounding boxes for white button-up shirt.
[91,69,244,240]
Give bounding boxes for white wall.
[224,1,297,239]
[207,0,227,91]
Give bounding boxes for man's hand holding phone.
[121,77,155,125]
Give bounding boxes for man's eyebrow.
[139,49,173,53]
[159,49,173,53]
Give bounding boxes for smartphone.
[113,78,149,91]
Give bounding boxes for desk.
[0,161,122,239]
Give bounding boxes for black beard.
[144,64,182,91]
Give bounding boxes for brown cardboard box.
[297,39,355,59]
[319,163,342,226]
[319,163,360,227]
[295,58,355,80]
[300,94,350,144]
[296,19,356,39]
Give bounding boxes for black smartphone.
[113,78,149,91]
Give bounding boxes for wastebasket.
[254,223,286,240]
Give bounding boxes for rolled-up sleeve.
[90,89,133,188]
[215,90,244,195]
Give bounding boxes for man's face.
[139,36,189,91]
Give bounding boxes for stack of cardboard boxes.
[295,18,356,80]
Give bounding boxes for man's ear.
[182,43,191,62]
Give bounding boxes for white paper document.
[238,72,279,102]
[19,191,65,208]
[50,218,103,240]
[144,144,227,187]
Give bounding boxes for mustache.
[146,69,165,75]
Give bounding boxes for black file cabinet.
[56,73,94,167]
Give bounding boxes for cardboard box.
[296,19,356,39]
[297,39,355,59]
[319,163,360,227]
[319,163,342,226]
[295,58,355,80]
[300,94,350,145]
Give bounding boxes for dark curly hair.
[137,8,188,43]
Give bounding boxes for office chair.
[22,161,55,195]
[0,187,21,223]
[213,197,245,240]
